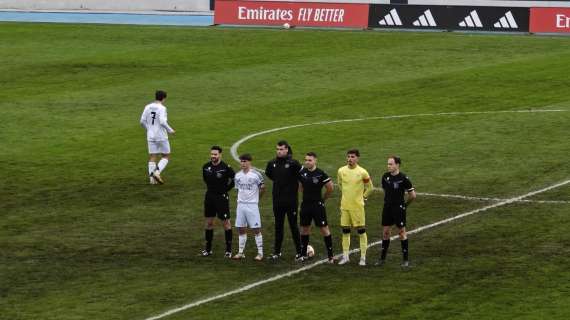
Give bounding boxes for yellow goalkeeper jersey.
[337,165,373,211]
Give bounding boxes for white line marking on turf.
[417,192,570,204]
[143,178,570,320]
[229,109,569,205]
[229,109,566,163]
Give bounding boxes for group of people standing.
[140,91,417,267]
[201,142,416,267]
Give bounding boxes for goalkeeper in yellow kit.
[337,149,373,266]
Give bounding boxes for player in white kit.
[233,154,265,261]
[139,90,175,184]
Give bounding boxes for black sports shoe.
[224,251,232,258]
[269,253,282,261]
[200,250,213,257]
[374,259,386,267]
[295,255,308,263]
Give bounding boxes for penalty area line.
[142,178,570,320]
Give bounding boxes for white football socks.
[148,162,157,175]
[157,158,169,173]
[238,234,247,254]
[255,233,263,256]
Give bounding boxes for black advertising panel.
[368,5,449,29]
[450,6,529,32]
[369,5,530,32]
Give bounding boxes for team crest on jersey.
[312,177,319,184]
[206,167,212,172]
[285,163,290,168]
[393,181,400,189]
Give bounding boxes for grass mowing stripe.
[142,178,570,320]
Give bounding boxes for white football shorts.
[148,140,171,154]
[235,203,262,228]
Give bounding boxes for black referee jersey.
[381,172,414,206]
[202,161,235,195]
[298,167,331,203]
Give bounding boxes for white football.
[307,244,315,258]
[283,23,291,29]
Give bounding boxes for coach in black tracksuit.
[266,140,302,260]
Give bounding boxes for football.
[283,23,291,29]
[306,245,315,258]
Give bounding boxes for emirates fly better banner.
[530,7,570,33]
[214,0,369,28]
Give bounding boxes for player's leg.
[249,204,263,260]
[351,208,367,266]
[233,204,247,260]
[285,204,302,258]
[299,203,312,259]
[202,195,216,256]
[397,208,409,267]
[147,141,158,184]
[271,204,286,259]
[218,195,233,257]
[202,217,215,256]
[252,227,263,261]
[338,209,352,265]
[377,206,393,266]
[222,219,232,257]
[152,141,170,184]
[316,203,334,262]
[319,226,334,262]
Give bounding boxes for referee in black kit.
[201,146,236,258]
[298,152,335,263]
[265,140,303,260]
[376,155,416,267]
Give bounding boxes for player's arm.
[406,189,417,206]
[159,109,175,134]
[140,107,148,129]
[323,180,334,201]
[202,165,207,183]
[259,183,266,198]
[363,173,374,199]
[265,161,274,181]
[404,177,416,206]
[226,166,236,192]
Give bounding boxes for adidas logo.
[493,11,518,29]
[378,9,402,26]
[412,9,437,27]
[459,10,483,28]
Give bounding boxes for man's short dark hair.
[239,153,252,161]
[389,155,401,165]
[211,145,223,153]
[277,140,293,156]
[347,149,360,157]
[155,90,167,101]
[306,152,318,158]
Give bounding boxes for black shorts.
[204,193,230,220]
[382,204,406,228]
[300,201,328,227]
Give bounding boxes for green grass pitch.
[1,22,570,320]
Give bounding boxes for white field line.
[418,192,570,204]
[142,178,570,320]
[229,109,566,163]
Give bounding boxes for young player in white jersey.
[139,90,175,184]
[233,154,265,261]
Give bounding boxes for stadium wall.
[0,0,212,12]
